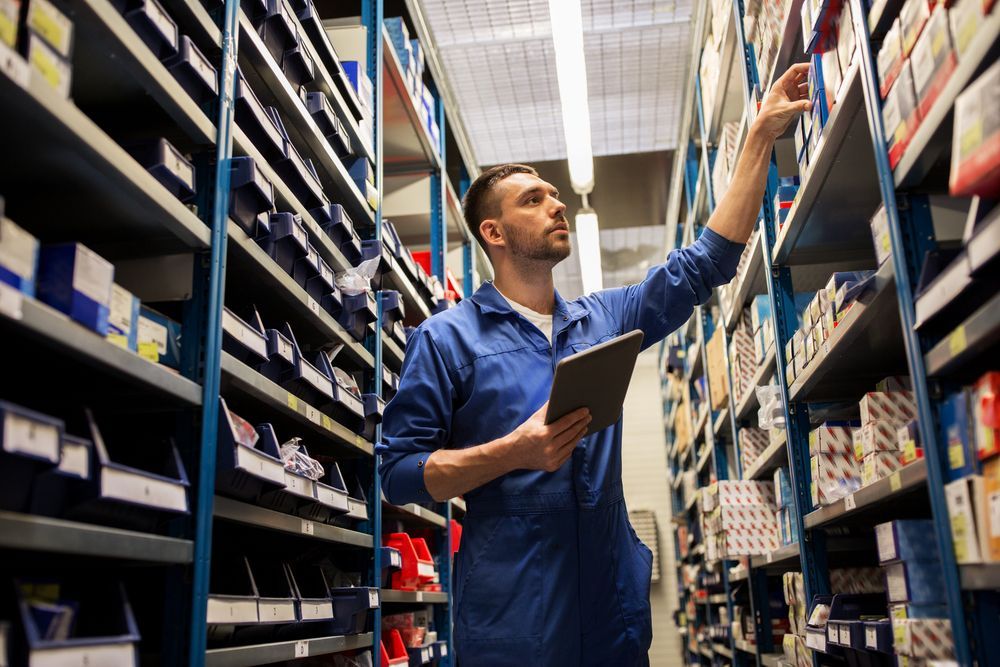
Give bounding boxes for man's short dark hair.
[462,164,538,255]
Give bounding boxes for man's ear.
[480,219,505,251]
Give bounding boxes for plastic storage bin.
[323,204,362,263]
[259,212,309,276]
[207,554,259,627]
[337,291,377,342]
[382,533,430,592]
[29,434,92,517]
[215,398,286,502]
[346,474,368,520]
[0,400,62,512]
[257,0,296,60]
[379,546,402,588]
[257,424,318,515]
[229,157,275,235]
[361,393,384,441]
[162,35,218,106]
[300,460,350,523]
[221,306,269,367]
[305,91,351,157]
[123,0,178,59]
[274,140,325,209]
[327,586,379,635]
[248,557,297,624]
[258,323,297,385]
[291,242,321,294]
[280,29,315,88]
[281,335,335,409]
[125,138,196,203]
[381,629,409,666]
[285,562,333,622]
[10,579,140,666]
[234,72,285,159]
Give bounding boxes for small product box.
[162,35,218,106]
[106,283,140,351]
[861,421,902,455]
[138,306,182,369]
[862,451,905,486]
[859,390,917,425]
[774,467,792,508]
[750,294,771,332]
[809,421,859,455]
[972,371,1000,460]
[126,138,196,203]
[820,48,841,110]
[24,0,73,58]
[875,519,939,563]
[898,419,922,463]
[869,204,892,266]
[892,617,955,659]
[877,18,904,98]
[883,60,921,169]
[885,559,945,604]
[899,0,932,56]
[949,60,1000,198]
[982,456,1000,561]
[945,475,989,563]
[37,243,114,334]
[811,453,861,507]
[910,5,956,120]
[941,389,977,481]
[26,32,72,98]
[836,1,856,77]
[0,216,39,296]
[0,0,18,49]
[949,0,985,58]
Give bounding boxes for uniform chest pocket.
[568,332,617,354]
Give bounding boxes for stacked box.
[892,617,955,659]
[941,390,977,481]
[830,567,884,594]
[884,59,922,169]
[811,452,860,507]
[773,176,799,228]
[983,457,1000,561]
[910,5,957,120]
[859,391,917,424]
[950,60,1000,199]
[706,326,729,410]
[877,18,904,97]
[739,427,770,472]
[809,421,858,455]
[900,0,932,57]
[862,451,906,486]
[869,204,893,266]
[0,216,39,296]
[949,0,986,59]
[730,312,756,402]
[703,481,779,557]
[22,0,74,98]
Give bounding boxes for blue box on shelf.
[380,290,404,329]
[256,423,319,514]
[221,306,269,367]
[229,157,275,235]
[126,138,196,203]
[885,560,945,604]
[207,554,260,628]
[274,140,326,209]
[284,562,334,623]
[327,587,379,635]
[346,473,368,520]
[260,212,309,276]
[106,283,140,352]
[383,16,409,60]
[215,398,286,502]
[257,0,296,61]
[941,389,977,481]
[123,0,177,59]
[0,217,39,296]
[863,620,893,653]
[380,546,402,587]
[303,459,350,523]
[0,400,62,512]
[306,255,336,306]
[875,519,940,564]
[347,157,375,188]
[259,323,296,384]
[137,306,182,370]
[246,556,297,625]
[234,72,285,159]
[65,409,190,531]
[162,35,218,106]
[291,242,321,294]
[13,579,141,665]
[322,204,362,263]
[29,433,92,517]
[305,92,351,158]
[37,242,114,335]
[281,29,315,88]
[337,291,377,342]
[361,393,384,441]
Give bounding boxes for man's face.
[490,172,571,263]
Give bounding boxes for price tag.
[866,626,877,648]
[287,393,299,411]
[301,519,314,535]
[903,439,917,463]
[0,282,24,319]
[138,341,160,362]
[368,589,379,607]
[949,326,968,357]
[890,471,902,492]
[356,434,364,448]
[295,640,309,657]
[845,494,856,511]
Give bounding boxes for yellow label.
[950,440,966,470]
[29,12,66,53]
[106,333,128,350]
[855,441,864,462]
[30,46,62,89]
[890,471,902,492]
[960,119,983,161]
[0,15,16,48]
[356,434,364,448]
[287,393,299,411]
[321,414,333,431]
[951,513,968,561]
[903,439,918,463]
[931,30,945,57]
[881,232,891,253]
[949,326,968,357]
[958,19,977,53]
[138,341,159,362]
[894,622,906,646]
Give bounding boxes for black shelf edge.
[381,499,448,529]
[205,631,373,667]
[213,496,374,548]
[803,460,927,529]
[925,291,1000,377]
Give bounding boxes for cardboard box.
[877,17,904,97]
[885,559,946,603]
[949,0,986,58]
[859,391,917,425]
[0,216,38,296]
[950,60,1000,198]
[876,520,939,563]
[941,390,978,481]
[972,372,1000,460]
[861,421,903,455]
[707,326,729,410]
[892,617,955,659]
[37,243,114,334]
[106,283,140,352]
[740,427,770,471]
[870,205,893,266]
[862,450,905,486]
[945,475,990,563]
[138,306,182,369]
[910,5,956,120]
[899,0,932,56]
[809,422,858,455]
[711,480,776,507]
[883,60,922,169]
[982,457,1000,561]
[750,294,771,332]
[811,453,861,507]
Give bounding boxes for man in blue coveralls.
[379,63,812,665]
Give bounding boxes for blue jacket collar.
[470,281,589,330]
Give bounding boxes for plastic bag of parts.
[279,437,325,480]
[756,384,785,430]
[336,257,380,295]
[230,411,259,448]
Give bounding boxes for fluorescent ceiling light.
[575,209,603,294]
[549,0,594,195]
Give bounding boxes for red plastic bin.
[383,533,423,591]
[410,537,436,586]
[450,518,462,557]
[380,629,409,665]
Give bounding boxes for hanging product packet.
[279,437,325,480]
[335,257,380,295]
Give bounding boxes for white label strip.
[234,446,286,485]
[222,310,267,358]
[101,468,188,512]
[295,640,309,657]
[0,282,23,320]
[207,597,258,624]
[30,642,136,667]
[3,412,60,461]
[58,441,90,478]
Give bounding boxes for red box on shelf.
[910,5,958,121]
[381,629,409,665]
[973,371,1000,460]
[950,61,1000,198]
[383,532,436,591]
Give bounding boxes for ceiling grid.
[420,0,693,166]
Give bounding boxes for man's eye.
[528,196,540,204]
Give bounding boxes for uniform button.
[563,316,568,321]
[417,460,424,467]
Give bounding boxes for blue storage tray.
[259,212,308,275]
[301,460,350,523]
[65,410,190,531]
[327,587,379,635]
[0,400,63,511]
[123,0,178,59]
[380,290,404,328]
[162,35,218,106]
[379,546,402,587]
[257,0,296,60]
[306,256,336,305]
[281,32,315,88]
[291,242,321,293]
[322,204,362,261]
[256,424,318,514]
[234,71,285,159]
[215,398,286,502]
[432,641,449,661]
[407,645,432,666]
[273,140,325,209]
[345,473,368,520]
[126,138,196,203]
[381,220,404,259]
[247,557,297,625]
[258,324,296,384]
[208,554,260,627]
[361,393,384,441]
[361,238,394,289]
[284,562,333,622]
[305,92,352,158]
[12,579,140,666]
[322,279,343,318]
[30,434,92,517]
[229,157,275,234]
[278,329,335,407]
[221,306,269,367]
[337,291,377,342]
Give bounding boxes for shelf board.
[0,288,203,405]
[714,643,733,659]
[925,291,1000,377]
[213,496,373,548]
[0,48,210,253]
[713,407,730,438]
[724,231,765,331]
[220,352,374,457]
[382,500,448,529]
[382,26,440,174]
[236,10,373,226]
[788,262,905,402]
[384,335,406,370]
[743,430,787,481]
[734,345,775,420]
[894,10,1000,189]
[380,589,449,604]
[449,497,466,516]
[961,564,1000,590]
[226,222,373,368]
[734,639,756,655]
[205,631,373,667]
[751,542,800,569]
[772,62,883,265]
[0,510,193,563]
[803,460,927,529]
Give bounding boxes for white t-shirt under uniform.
[497,290,553,344]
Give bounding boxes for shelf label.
[321,414,333,431]
[307,296,321,316]
[948,326,968,357]
[766,551,773,564]
[3,412,59,460]
[0,41,28,88]
[295,640,309,657]
[368,589,379,608]
[301,519,314,535]
[865,625,877,648]
[0,282,23,320]
[889,471,902,493]
[304,404,321,425]
[356,434,364,448]
[287,393,299,411]
[844,494,856,511]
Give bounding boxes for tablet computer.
[545,330,645,436]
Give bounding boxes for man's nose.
[550,196,567,219]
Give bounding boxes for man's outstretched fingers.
[550,407,591,435]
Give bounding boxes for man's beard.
[503,222,572,263]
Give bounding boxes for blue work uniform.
[378,228,743,666]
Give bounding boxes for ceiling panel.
[420,0,693,166]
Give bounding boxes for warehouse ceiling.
[420,0,693,165]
